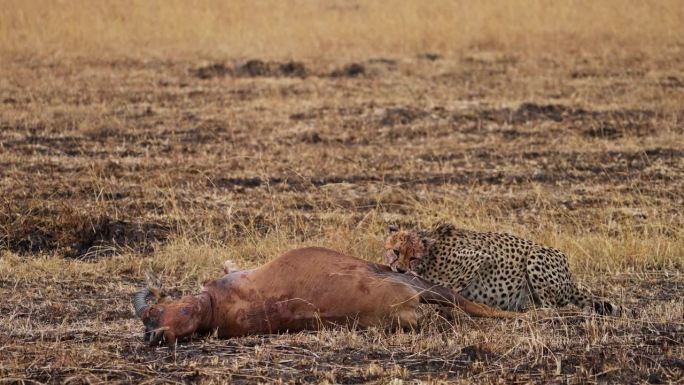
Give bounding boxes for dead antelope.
[133,247,518,346]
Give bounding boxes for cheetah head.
[384,225,428,274]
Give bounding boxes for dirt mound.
[192,63,232,79]
[513,102,571,122]
[193,60,308,79]
[418,52,441,61]
[234,59,308,78]
[380,107,428,126]
[329,63,366,77]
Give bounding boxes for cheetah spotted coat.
[385,223,619,315]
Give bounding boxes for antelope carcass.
[133,247,518,346]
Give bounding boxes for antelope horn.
[133,288,152,318]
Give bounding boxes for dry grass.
[2,0,684,59]
[1,1,684,384]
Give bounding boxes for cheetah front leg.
[442,249,503,311]
[524,251,564,309]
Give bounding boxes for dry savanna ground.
[1,1,683,384]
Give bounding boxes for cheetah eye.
[393,249,401,256]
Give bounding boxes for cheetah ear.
[419,236,432,255]
[388,224,399,234]
[433,223,455,237]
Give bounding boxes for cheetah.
[384,223,620,315]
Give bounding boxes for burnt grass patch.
[213,145,682,194]
[68,216,170,259]
[451,103,660,137]
[1,204,170,258]
[287,102,664,140]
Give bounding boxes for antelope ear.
[388,224,399,234]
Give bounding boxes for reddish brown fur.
[136,247,518,346]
